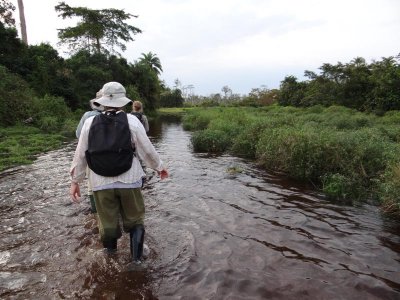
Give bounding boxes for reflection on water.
[0,116,399,299]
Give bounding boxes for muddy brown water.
[0,116,399,299]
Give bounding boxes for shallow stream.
[0,116,399,299]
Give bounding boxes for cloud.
[9,0,400,95]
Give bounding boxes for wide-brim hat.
[94,82,132,108]
[90,99,104,111]
[89,89,104,111]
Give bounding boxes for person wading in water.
[69,81,168,263]
[75,89,104,214]
[131,100,149,134]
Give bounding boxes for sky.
[9,0,400,96]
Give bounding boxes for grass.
[182,105,400,217]
[0,125,67,171]
[0,110,81,172]
[157,107,193,116]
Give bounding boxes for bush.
[0,65,36,126]
[182,111,213,131]
[191,129,231,153]
[60,118,79,137]
[184,106,400,215]
[232,120,269,158]
[379,163,400,214]
[322,173,355,200]
[37,116,59,132]
[30,95,71,131]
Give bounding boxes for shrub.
[60,118,78,138]
[0,65,35,126]
[30,95,71,131]
[322,173,355,200]
[37,116,59,132]
[232,120,267,158]
[184,106,400,215]
[379,162,400,214]
[182,111,213,131]
[191,129,231,153]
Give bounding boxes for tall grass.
[0,126,65,171]
[182,106,400,216]
[0,109,82,172]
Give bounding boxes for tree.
[0,21,28,75]
[138,52,163,75]
[55,1,141,55]
[278,76,307,106]
[0,65,35,126]
[130,62,161,111]
[221,85,232,100]
[160,88,184,108]
[0,0,15,26]
[243,87,278,106]
[174,78,182,90]
[366,55,400,111]
[17,0,27,44]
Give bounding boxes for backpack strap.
[131,112,143,122]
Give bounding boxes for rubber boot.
[89,194,97,214]
[103,239,117,254]
[130,224,145,262]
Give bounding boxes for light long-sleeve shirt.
[70,111,163,189]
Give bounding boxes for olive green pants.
[93,188,145,243]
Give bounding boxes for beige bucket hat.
[94,82,132,108]
[90,89,104,111]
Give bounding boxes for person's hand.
[158,169,169,180]
[70,182,81,203]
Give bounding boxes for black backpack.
[131,112,144,125]
[85,111,134,177]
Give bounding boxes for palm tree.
[17,0,27,44]
[139,52,163,75]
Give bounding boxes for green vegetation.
[182,106,400,216]
[0,2,176,172]
[0,126,66,170]
[278,56,400,112]
[0,5,166,113]
[158,107,191,115]
[1,2,399,218]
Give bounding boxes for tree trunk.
[17,0,27,44]
[96,37,101,53]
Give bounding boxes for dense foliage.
[0,3,166,170]
[278,56,400,112]
[183,106,400,216]
[159,88,184,108]
[0,22,164,124]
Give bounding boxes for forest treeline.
[278,56,400,113]
[0,20,185,128]
[0,0,184,171]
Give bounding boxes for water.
[0,116,399,299]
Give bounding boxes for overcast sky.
[9,0,400,95]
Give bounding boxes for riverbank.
[0,108,186,172]
[181,105,400,216]
[0,114,80,172]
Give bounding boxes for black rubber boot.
[130,224,145,262]
[89,194,97,214]
[103,239,117,254]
